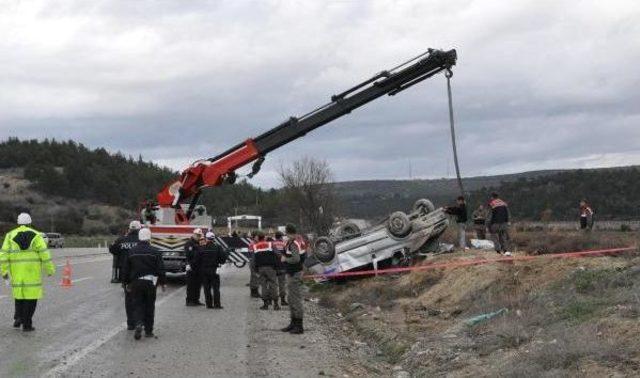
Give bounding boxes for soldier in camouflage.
[280,224,306,335]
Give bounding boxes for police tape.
[303,246,637,280]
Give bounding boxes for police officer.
[272,232,288,306]
[196,232,228,309]
[251,233,279,310]
[0,213,56,332]
[109,221,142,284]
[280,224,306,334]
[185,228,204,306]
[248,233,261,298]
[121,228,166,340]
[110,221,142,330]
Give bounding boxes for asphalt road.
[0,248,352,377]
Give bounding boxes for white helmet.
[17,213,32,225]
[193,228,203,235]
[205,231,215,240]
[138,228,152,241]
[129,220,142,230]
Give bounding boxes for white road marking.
[71,277,93,284]
[43,287,183,378]
[56,257,111,267]
[0,295,8,300]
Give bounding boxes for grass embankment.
[314,231,640,376]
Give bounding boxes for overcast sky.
[1,0,639,188]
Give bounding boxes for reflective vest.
[284,236,307,274]
[0,225,56,299]
[250,241,277,267]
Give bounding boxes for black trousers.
[14,299,38,327]
[186,270,202,304]
[124,287,134,327]
[201,272,220,307]
[111,255,120,281]
[130,280,156,332]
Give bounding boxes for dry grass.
[315,245,640,377]
[510,229,636,254]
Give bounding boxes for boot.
[280,297,288,306]
[281,318,294,332]
[273,298,281,311]
[289,318,304,334]
[259,301,270,310]
[134,325,143,340]
[250,288,261,298]
[13,320,21,328]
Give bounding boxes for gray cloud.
[1,0,639,188]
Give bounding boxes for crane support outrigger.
[156,48,457,225]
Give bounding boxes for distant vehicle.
[46,232,65,248]
[305,199,449,280]
[41,233,49,247]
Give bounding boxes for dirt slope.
[316,246,640,377]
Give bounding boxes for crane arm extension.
[157,48,457,211]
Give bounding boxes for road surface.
[0,248,355,377]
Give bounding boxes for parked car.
[305,198,449,280]
[46,232,65,248]
[41,233,49,247]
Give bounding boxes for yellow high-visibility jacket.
[0,225,56,299]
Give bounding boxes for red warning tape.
[303,246,637,280]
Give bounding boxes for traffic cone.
[60,259,73,288]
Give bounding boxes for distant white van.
[46,232,65,248]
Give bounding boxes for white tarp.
[470,239,495,250]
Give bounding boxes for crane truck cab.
[142,204,212,276]
[141,204,252,276]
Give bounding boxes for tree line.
[1,138,637,235]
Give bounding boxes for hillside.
[334,170,561,219]
[335,166,640,221]
[1,138,638,235]
[316,232,640,376]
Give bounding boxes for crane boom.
[156,48,457,224]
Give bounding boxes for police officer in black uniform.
[109,221,142,284]
[122,228,166,340]
[109,221,142,330]
[196,232,228,309]
[185,228,204,306]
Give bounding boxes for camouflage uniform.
[282,235,306,334]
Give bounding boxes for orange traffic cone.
[60,259,73,288]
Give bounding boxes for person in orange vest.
[579,200,595,231]
[250,232,279,310]
[272,231,288,306]
[280,224,307,335]
[0,213,56,332]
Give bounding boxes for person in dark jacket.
[109,221,142,283]
[445,196,468,250]
[487,193,511,256]
[579,200,595,231]
[184,228,204,306]
[196,232,228,309]
[121,228,166,340]
[109,221,142,329]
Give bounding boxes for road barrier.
[304,246,637,280]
